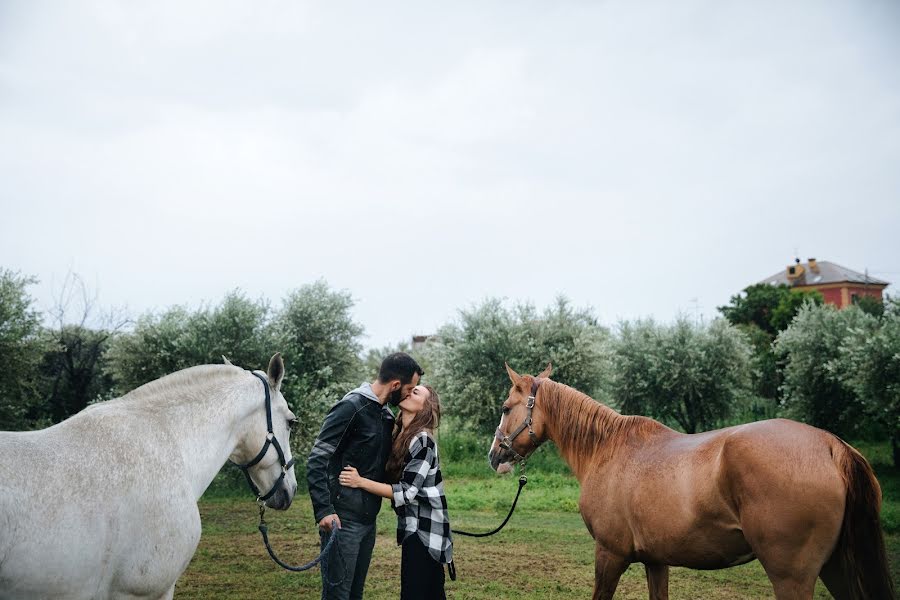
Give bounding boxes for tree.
[843,307,900,466]
[609,317,753,434]
[853,294,884,318]
[428,297,610,434]
[106,290,274,393]
[719,284,822,402]
[720,284,789,336]
[0,269,47,430]
[270,280,366,459]
[38,273,127,422]
[39,325,116,422]
[775,302,874,439]
[363,341,434,383]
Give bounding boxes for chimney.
[786,257,805,282]
[808,258,819,273]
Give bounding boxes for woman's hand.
[338,465,393,499]
[339,465,362,488]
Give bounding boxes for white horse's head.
[232,353,298,510]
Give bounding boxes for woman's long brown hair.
[385,386,441,483]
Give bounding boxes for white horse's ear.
[538,362,553,379]
[222,356,234,366]
[267,352,285,393]
[505,362,523,386]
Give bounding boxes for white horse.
[0,353,297,600]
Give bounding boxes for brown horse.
[488,363,895,600]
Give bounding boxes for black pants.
[400,534,446,600]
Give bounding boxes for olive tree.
[609,317,753,433]
[775,302,873,439]
[0,269,47,430]
[106,290,274,393]
[428,297,611,434]
[842,304,900,466]
[270,280,366,459]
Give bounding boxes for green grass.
[176,440,900,598]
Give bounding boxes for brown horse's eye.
[502,406,511,415]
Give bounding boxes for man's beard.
[388,387,404,406]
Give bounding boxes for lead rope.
[446,463,528,583]
[256,504,345,589]
[451,462,528,538]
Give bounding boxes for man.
[307,352,424,600]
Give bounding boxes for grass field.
[175,439,899,599]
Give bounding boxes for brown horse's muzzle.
[488,447,516,473]
[489,447,502,471]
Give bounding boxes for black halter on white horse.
[236,370,342,577]
[232,371,296,503]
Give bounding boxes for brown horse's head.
[488,362,552,472]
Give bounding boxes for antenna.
[690,297,703,324]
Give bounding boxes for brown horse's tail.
[833,441,895,600]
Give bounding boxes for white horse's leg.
[158,584,175,600]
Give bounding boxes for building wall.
[846,285,884,306]
[795,284,885,308]
[818,287,845,307]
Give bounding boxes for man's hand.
[318,513,342,532]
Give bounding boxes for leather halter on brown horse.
[494,377,543,464]
[489,363,895,600]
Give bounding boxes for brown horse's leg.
[818,552,850,600]
[592,545,628,600]
[644,564,669,600]
[753,544,821,600]
[767,575,818,600]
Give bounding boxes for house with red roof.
[758,258,890,308]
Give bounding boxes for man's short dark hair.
[378,352,424,385]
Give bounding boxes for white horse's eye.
[288,419,298,434]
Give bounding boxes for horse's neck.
[540,383,640,481]
[129,371,260,500]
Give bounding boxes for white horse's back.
[0,356,296,600]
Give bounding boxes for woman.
[339,384,453,600]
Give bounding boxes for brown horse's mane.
[538,378,668,475]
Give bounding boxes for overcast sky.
[2,1,899,350]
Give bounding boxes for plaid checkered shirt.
[391,431,453,564]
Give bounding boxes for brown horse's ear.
[267,352,285,393]
[538,362,553,379]
[505,362,523,385]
